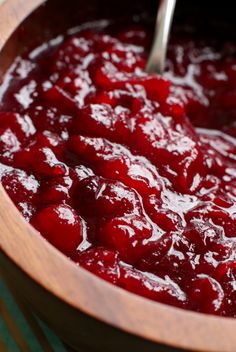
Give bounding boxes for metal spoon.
[146,0,176,74]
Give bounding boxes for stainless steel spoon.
[146,0,176,74]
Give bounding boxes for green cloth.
[0,278,70,352]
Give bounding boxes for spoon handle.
[146,0,176,74]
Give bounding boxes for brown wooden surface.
[0,0,236,351]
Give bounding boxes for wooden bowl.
[1,1,236,351]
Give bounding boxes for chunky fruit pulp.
[1,21,236,317]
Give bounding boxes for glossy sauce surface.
[1,21,236,316]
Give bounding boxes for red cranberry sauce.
[1,21,236,316]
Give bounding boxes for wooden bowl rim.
[1,1,236,351]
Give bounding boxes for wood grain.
[0,1,236,351]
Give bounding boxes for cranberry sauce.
[1,21,236,316]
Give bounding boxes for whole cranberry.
[31,204,83,255]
